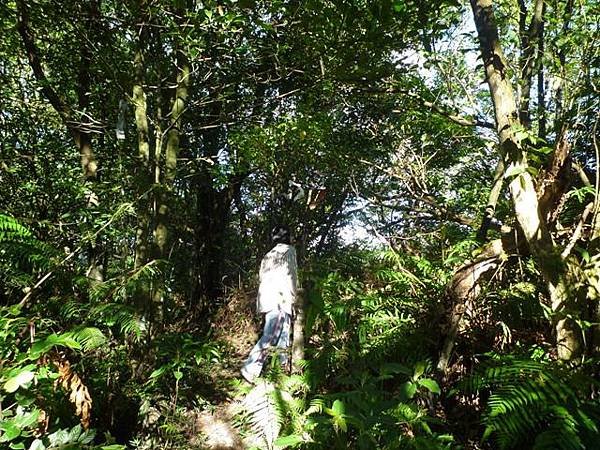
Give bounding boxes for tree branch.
[358,86,495,129]
[394,90,495,129]
[16,0,70,120]
[518,0,545,128]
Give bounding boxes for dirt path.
[188,291,266,449]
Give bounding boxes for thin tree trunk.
[536,21,546,140]
[131,8,156,318]
[154,60,190,257]
[517,0,544,129]
[79,0,104,284]
[292,288,306,374]
[132,43,152,273]
[17,0,104,283]
[477,157,505,241]
[437,236,514,372]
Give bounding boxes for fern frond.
[0,214,56,274]
[0,214,33,239]
[280,373,310,395]
[242,380,284,449]
[60,301,87,321]
[89,303,144,341]
[0,306,29,350]
[305,398,326,416]
[66,327,108,352]
[461,356,600,450]
[533,406,584,450]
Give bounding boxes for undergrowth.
[3,214,600,449]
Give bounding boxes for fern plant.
[0,214,55,267]
[0,214,56,296]
[460,356,600,449]
[233,361,311,450]
[285,248,456,449]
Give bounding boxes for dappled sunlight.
[1,0,598,448]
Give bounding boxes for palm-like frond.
[66,326,109,352]
[89,302,144,340]
[0,214,55,273]
[0,214,33,240]
[462,357,600,450]
[59,300,87,322]
[242,380,285,449]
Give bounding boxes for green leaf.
[399,381,417,400]
[28,439,45,450]
[413,361,426,380]
[0,422,21,442]
[4,370,35,393]
[148,366,167,381]
[333,414,347,433]
[275,434,305,447]
[418,378,441,394]
[9,442,25,449]
[515,130,529,141]
[68,424,83,442]
[29,333,81,359]
[505,165,526,178]
[393,2,405,13]
[331,399,345,416]
[14,410,40,429]
[15,392,36,407]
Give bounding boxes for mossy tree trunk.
[16,0,104,284]
[131,0,190,325]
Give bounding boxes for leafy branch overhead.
[0,0,599,449]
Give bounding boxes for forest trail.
[3,1,598,448]
[191,389,244,449]
[189,291,263,449]
[191,377,276,450]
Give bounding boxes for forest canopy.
[0,0,599,449]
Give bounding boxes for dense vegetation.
[1,0,599,448]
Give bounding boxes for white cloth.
[241,308,291,382]
[256,243,297,315]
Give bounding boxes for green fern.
[66,326,109,352]
[0,214,55,276]
[461,356,600,450]
[242,380,285,449]
[0,214,33,239]
[89,302,144,340]
[59,300,87,322]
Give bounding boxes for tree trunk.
[470,0,583,361]
[131,22,154,314]
[153,61,190,257]
[17,0,104,284]
[191,170,248,309]
[437,236,518,372]
[517,0,544,129]
[292,288,306,373]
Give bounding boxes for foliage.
[234,249,456,449]
[460,356,600,450]
[0,304,124,450]
[1,0,599,448]
[0,214,57,297]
